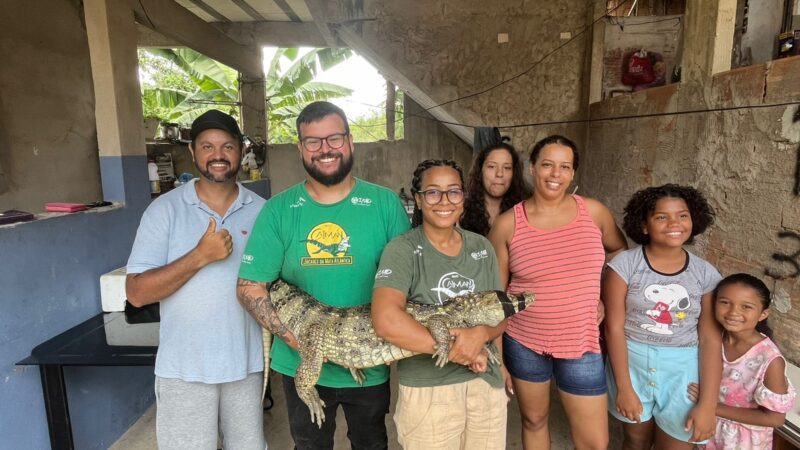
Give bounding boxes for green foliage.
[138,47,355,142]
[139,48,239,125]
[349,90,405,142]
[265,48,354,143]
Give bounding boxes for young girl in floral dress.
[689,273,796,450]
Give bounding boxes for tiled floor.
[110,370,623,449]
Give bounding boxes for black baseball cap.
[190,109,243,142]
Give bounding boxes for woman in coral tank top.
[489,135,627,450]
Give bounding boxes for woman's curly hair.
[622,184,715,245]
[461,143,529,236]
[410,159,465,228]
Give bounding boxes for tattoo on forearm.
[236,278,293,344]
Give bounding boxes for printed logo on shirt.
[375,269,393,279]
[471,249,489,260]
[241,253,255,264]
[640,283,690,335]
[431,272,475,304]
[300,222,354,266]
[350,197,373,206]
[290,197,306,208]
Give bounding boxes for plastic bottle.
[147,160,160,194]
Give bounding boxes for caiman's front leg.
[296,322,327,428]
[426,314,453,367]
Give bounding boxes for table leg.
[40,364,74,450]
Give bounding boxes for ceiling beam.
[132,0,261,77]
[336,25,474,145]
[215,21,329,47]
[304,0,338,46]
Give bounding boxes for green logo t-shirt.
[239,179,410,387]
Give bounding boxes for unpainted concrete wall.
[336,0,592,156]
[0,0,103,212]
[268,98,473,195]
[584,55,800,363]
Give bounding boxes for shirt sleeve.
[373,235,414,296]
[238,201,283,282]
[126,201,171,274]
[607,247,633,283]
[754,363,797,413]
[701,260,723,294]
[485,238,502,291]
[384,193,411,241]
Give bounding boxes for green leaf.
[317,48,353,71]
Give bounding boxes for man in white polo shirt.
[126,110,266,449]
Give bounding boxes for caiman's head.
[460,290,535,326]
[496,291,534,318]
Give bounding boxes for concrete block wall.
[340,0,592,155]
[583,55,800,363]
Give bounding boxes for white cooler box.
[100,266,128,312]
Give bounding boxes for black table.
[17,312,158,450]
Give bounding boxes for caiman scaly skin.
[265,279,534,427]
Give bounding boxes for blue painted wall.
[0,155,155,449]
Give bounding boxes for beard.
[197,158,239,183]
[303,151,354,187]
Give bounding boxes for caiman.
[263,279,534,427]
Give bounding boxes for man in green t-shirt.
[237,101,409,450]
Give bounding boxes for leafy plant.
[265,48,353,143]
[349,90,405,142]
[138,47,354,143]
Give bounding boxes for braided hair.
[461,143,529,236]
[410,159,465,228]
[714,273,773,337]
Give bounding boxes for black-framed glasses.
[300,133,349,152]
[417,188,465,205]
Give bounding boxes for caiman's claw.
[299,387,326,428]
[427,315,451,367]
[432,343,450,368]
[349,368,365,385]
[485,344,501,366]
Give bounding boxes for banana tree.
[139,47,354,143]
[265,47,354,143]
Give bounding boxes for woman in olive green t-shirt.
[372,159,509,450]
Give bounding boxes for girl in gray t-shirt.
[604,184,722,450]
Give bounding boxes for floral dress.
[705,337,797,450]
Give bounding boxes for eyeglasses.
[300,133,349,152]
[417,188,465,205]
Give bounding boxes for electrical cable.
[334,91,800,132]
[349,120,382,141]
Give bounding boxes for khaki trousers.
[394,377,508,450]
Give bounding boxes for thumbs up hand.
[195,217,232,265]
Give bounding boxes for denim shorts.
[502,333,607,396]
[606,341,703,443]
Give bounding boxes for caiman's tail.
[497,291,535,318]
[262,328,271,404]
